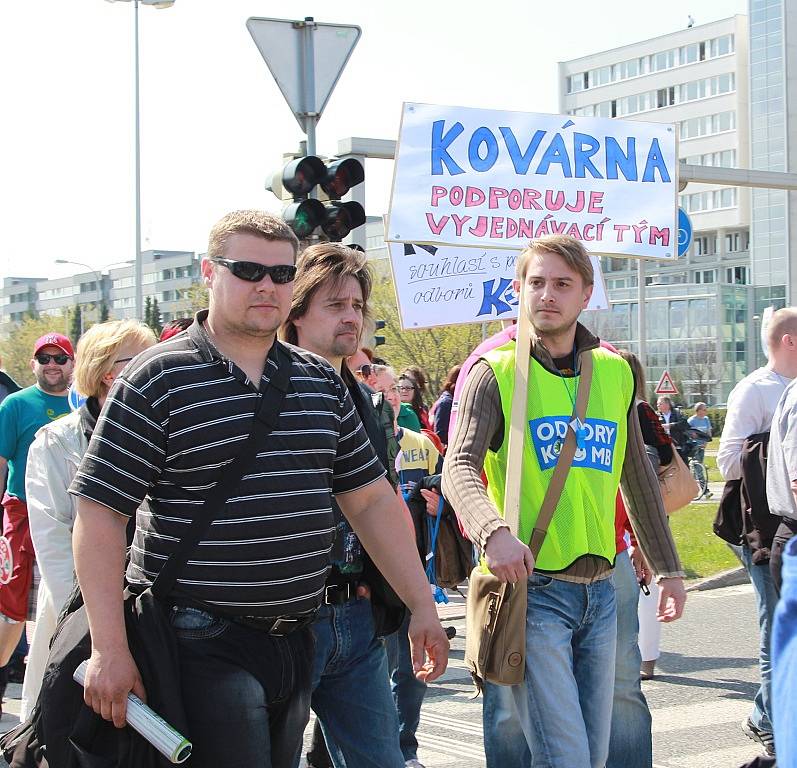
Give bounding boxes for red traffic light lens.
[320,202,365,241]
[320,158,365,199]
[282,156,326,196]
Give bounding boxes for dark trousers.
[770,517,797,595]
[170,605,314,768]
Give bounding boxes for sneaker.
[640,660,655,680]
[704,490,714,499]
[741,717,775,756]
[405,761,426,768]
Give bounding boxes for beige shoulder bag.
[464,281,594,691]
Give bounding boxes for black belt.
[324,579,361,605]
[231,612,316,636]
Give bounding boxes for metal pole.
[637,258,646,385]
[301,18,317,157]
[134,0,143,321]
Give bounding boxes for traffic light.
[374,319,386,347]
[268,155,365,242]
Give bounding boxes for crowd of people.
[0,219,794,768]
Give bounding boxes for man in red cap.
[0,332,74,700]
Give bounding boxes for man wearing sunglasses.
[70,211,447,768]
[282,242,415,768]
[0,333,74,694]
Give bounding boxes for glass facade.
[749,0,788,313]
[582,284,749,403]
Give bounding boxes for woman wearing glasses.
[397,372,431,432]
[21,320,156,719]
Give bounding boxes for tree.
[144,296,152,328]
[181,284,208,314]
[369,272,501,396]
[685,340,721,405]
[69,305,82,344]
[0,312,72,387]
[99,302,110,322]
[150,298,163,338]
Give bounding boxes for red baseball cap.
[33,332,75,358]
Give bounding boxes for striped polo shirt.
[69,313,385,617]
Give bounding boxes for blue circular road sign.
[677,207,692,257]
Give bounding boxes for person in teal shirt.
[0,332,73,689]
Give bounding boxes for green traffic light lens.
[293,209,315,238]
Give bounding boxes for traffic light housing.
[268,155,365,242]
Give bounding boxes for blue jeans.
[607,549,653,768]
[483,682,531,767]
[741,543,777,734]
[170,605,313,768]
[309,597,404,768]
[386,611,428,761]
[483,572,617,768]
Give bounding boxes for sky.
[0,0,746,281]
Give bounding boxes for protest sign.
[386,103,678,260]
[388,242,607,330]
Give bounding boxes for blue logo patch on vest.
[529,416,618,472]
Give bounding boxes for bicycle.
[676,429,711,500]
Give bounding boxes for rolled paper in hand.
[73,660,192,764]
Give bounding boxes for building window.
[681,188,737,214]
[694,269,716,284]
[679,110,736,140]
[694,236,711,256]
[725,231,749,252]
[726,266,748,285]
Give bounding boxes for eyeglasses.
[35,353,71,365]
[382,385,400,394]
[356,364,372,378]
[114,357,133,366]
[398,384,416,392]
[210,258,297,284]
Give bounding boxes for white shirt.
[717,366,792,481]
[768,379,797,521]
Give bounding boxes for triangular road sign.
[247,17,361,132]
[655,370,679,395]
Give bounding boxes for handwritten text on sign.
[386,103,678,260]
[389,242,607,330]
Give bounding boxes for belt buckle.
[324,582,353,605]
[269,616,302,636]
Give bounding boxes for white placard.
[386,103,678,260]
[389,242,607,330]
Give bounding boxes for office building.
[559,15,755,402]
[0,250,198,338]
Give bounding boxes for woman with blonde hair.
[20,319,156,718]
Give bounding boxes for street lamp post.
[752,314,761,371]
[55,259,106,334]
[105,0,175,321]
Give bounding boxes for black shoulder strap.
[151,343,293,599]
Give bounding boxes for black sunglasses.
[35,353,71,365]
[211,258,297,284]
[357,364,372,378]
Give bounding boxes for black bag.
[713,479,743,545]
[1,344,294,768]
[406,475,474,589]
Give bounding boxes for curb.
[685,566,749,592]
